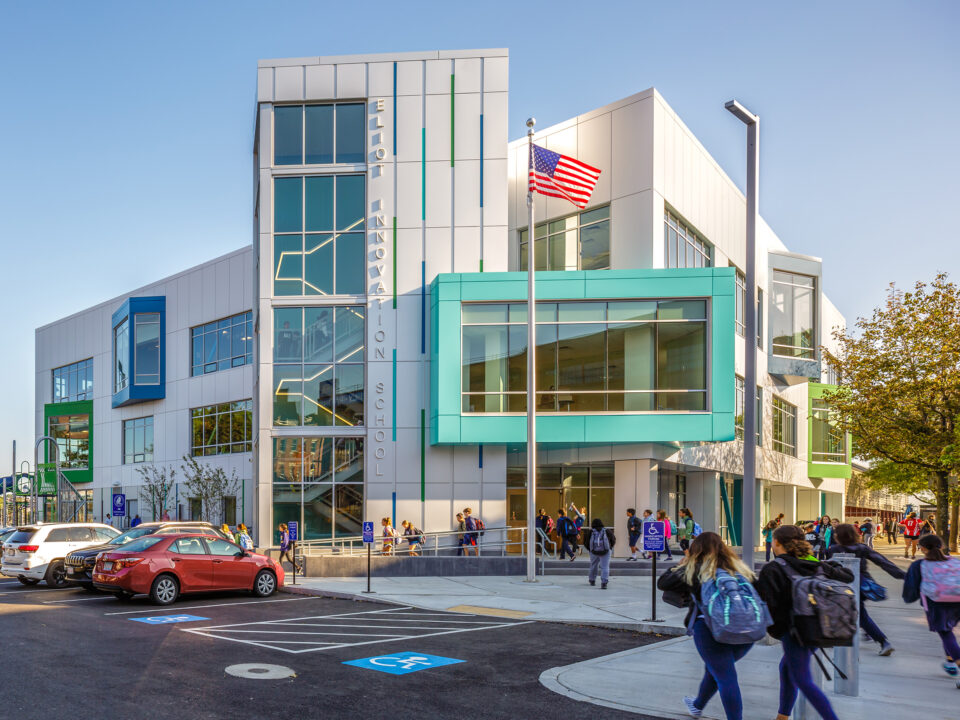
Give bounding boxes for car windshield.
[113,536,166,553]
[108,527,155,546]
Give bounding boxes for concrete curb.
[539,636,694,719]
[279,583,687,635]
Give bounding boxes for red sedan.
[93,533,284,605]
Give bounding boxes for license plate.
[5,548,12,556]
[66,567,74,575]
[102,562,113,571]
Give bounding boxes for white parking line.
[181,605,531,654]
[104,595,323,616]
[42,596,113,604]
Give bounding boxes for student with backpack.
[585,518,616,589]
[401,520,424,556]
[462,507,484,556]
[826,522,905,655]
[656,509,674,560]
[902,534,960,686]
[657,531,768,719]
[626,508,642,561]
[677,508,696,554]
[757,524,855,720]
[900,511,924,559]
[763,520,777,562]
[556,508,578,561]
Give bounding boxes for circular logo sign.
[17,476,31,494]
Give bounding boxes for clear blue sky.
[0,0,957,472]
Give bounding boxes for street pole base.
[361,590,376,594]
[642,618,664,623]
[522,578,538,583]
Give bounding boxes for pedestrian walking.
[900,512,924,559]
[657,531,767,719]
[380,517,400,555]
[455,512,466,556]
[221,523,232,538]
[556,508,578,561]
[757,524,854,720]
[860,517,875,547]
[401,520,423,556]
[640,509,655,559]
[277,523,301,573]
[585,518,616,589]
[827,523,904,655]
[626,508,642,560]
[535,508,550,554]
[678,508,695,554]
[462,507,483,556]
[570,504,586,557]
[130,514,142,528]
[815,515,833,559]
[886,518,898,544]
[763,520,777,562]
[236,524,254,550]
[656,509,674,560]
[902,534,960,687]
[803,523,820,557]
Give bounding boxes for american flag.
[528,144,601,209]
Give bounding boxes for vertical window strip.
[420,408,426,502]
[450,73,455,167]
[479,113,484,207]
[392,62,397,156]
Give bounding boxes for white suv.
[2,523,120,587]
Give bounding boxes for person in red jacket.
[900,512,925,559]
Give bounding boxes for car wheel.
[253,569,277,597]
[150,574,179,605]
[45,561,68,588]
[114,590,133,601]
[17,576,39,586]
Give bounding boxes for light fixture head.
[725,99,758,125]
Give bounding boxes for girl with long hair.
[903,534,960,686]
[757,524,852,720]
[657,532,756,719]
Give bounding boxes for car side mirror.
[235,550,247,558]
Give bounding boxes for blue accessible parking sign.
[343,652,463,675]
[129,615,209,625]
[642,521,665,553]
[362,521,375,543]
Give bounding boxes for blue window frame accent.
[112,296,166,408]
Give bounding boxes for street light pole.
[725,99,759,569]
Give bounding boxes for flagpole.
[525,117,537,583]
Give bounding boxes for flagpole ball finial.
[526,117,536,135]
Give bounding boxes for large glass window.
[519,206,610,271]
[191,311,253,376]
[772,396,797,456]
[734,376,762,446]
[123,417,154,464]
[274,175,365,296]
[461,300,708,413]
[113,318,129,393]
[506,464,615,527]
[272,436,363,540]
[191,400,253,456]
[734,269,763,347]
[48,413,90,470]
[811,398,846,463]
[133,313,161,385]
[52,358,93,403]
[273,307,365,427]
[664,210,711,268]
[274,103,365,166]
[771,270,816,359]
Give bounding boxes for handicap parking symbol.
[129,614,210,625]
[343,651,464,675]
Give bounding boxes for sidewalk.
[542,545,959,719]
[283,571,688,633]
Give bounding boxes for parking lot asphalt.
[0,579,667,720]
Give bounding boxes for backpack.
[590,527,611,555]
[561,517,578,538]
[775,558,857,648]
[238,532,254,551]
[669,519,677,535]
[547,516,555,533]
[698,569,772,645]
[920,557,960,603]
[692,522,703,537]
[475,518,485,537]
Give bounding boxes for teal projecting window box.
[429,268,736,446]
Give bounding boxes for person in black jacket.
[583,518,616,589]
[657,531,757,719]
[827,522,905,655]
[903,534,960,683]
[757,524,853,720]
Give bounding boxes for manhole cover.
[225,663,296,680]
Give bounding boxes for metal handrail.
[536,527,557,560]
[294,525,527,558]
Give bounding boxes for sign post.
[642,521,665,623]
[288,521,298,585]
[362,521,375,594]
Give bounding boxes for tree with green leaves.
[180,456,241,527]
[136,464,176,521]
[824,273,960,551]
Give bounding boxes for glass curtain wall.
[48,414,90,469]
[771,270,816,358]
[664,210,712,268]
[273,306,365,427]
[271,436,364,541]
[772,396,798,456]
[274,103,364,166]
[810,398,845,463]
[52,359,93,403]
[506,464,615,528]
[191,312,253,376]
[191,400,253,455]
[133,313,161,384]
[462,300,708,413]
[519,206,610,271]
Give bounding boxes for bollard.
[830,553,860,696]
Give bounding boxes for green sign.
[15,474,33,496]
[37,463,58,496]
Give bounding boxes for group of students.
[535,505,587,560]
[658,523,960,719]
